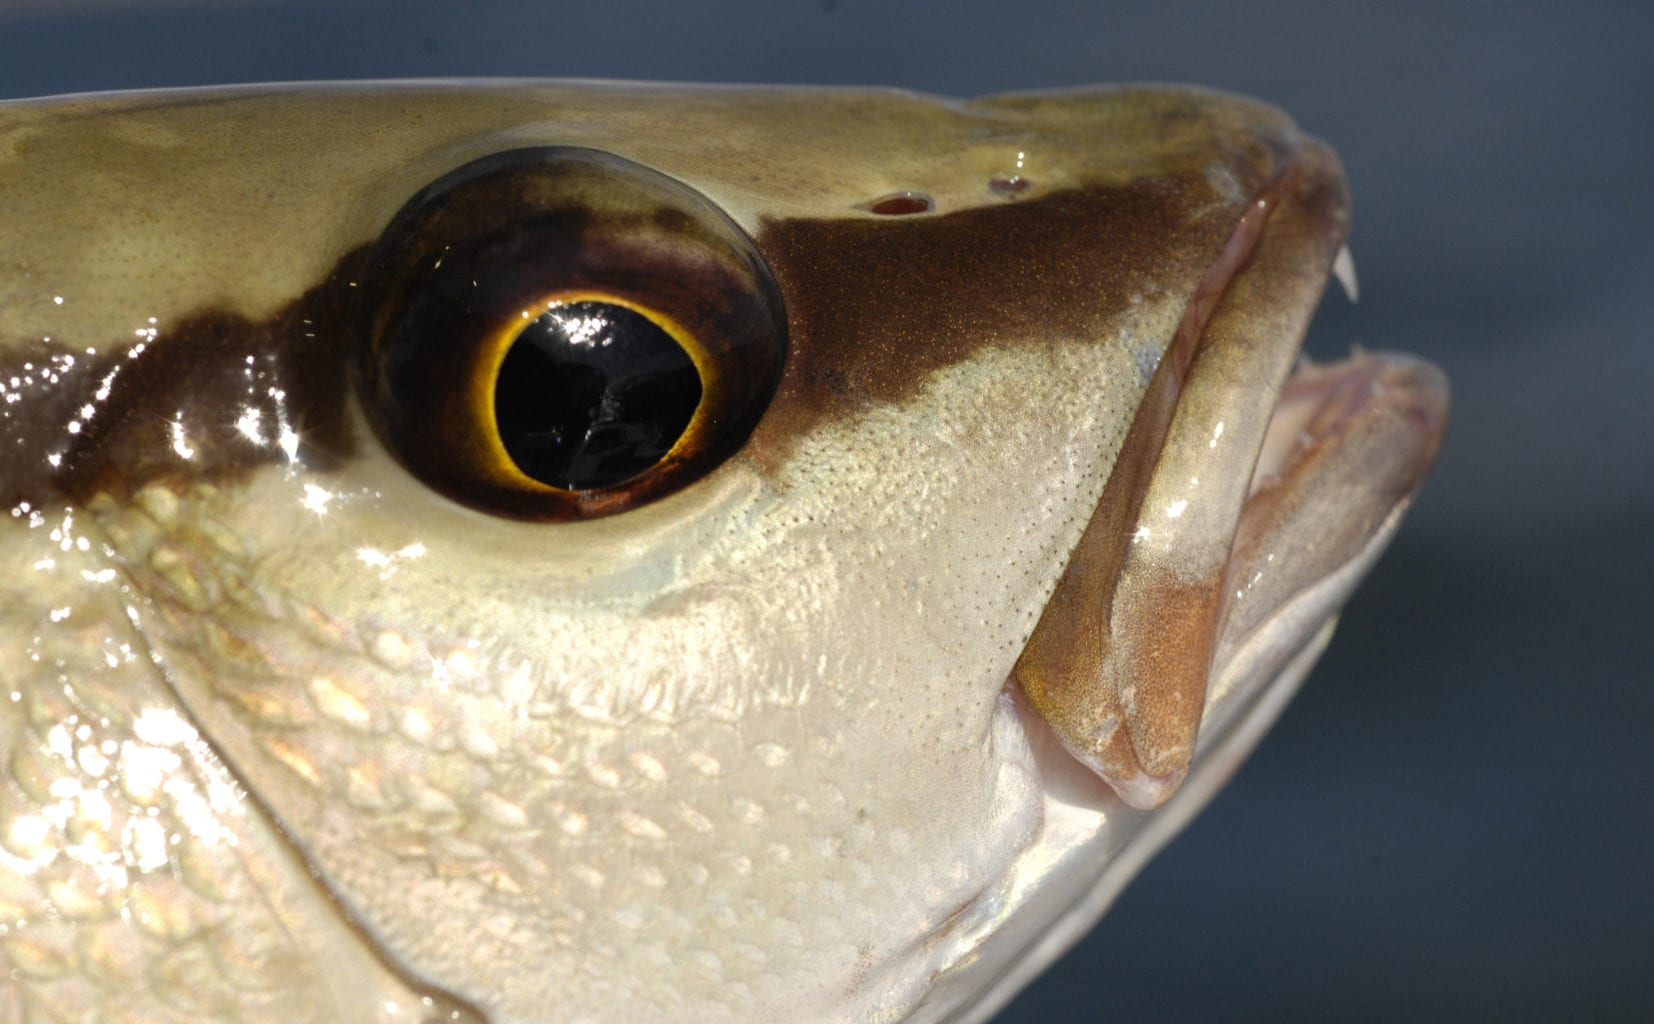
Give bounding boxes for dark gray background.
[2,2,1648,1021]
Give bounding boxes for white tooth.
[1333,243,1360,303]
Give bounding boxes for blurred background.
[1,2,1648,1021]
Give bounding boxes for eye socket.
[358,147,787,521]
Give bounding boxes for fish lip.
[1213,346,1449,695]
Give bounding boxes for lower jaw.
[1220,346,1449,675]
[923,616,1337,1024]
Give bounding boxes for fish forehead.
[0,82,1305,1022]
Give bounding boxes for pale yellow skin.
[0,83,1445,1023]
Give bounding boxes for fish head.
[0,82,1445,1023]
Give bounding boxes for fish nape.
[0,81,1445,1023]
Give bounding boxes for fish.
[0,81,1447,1023]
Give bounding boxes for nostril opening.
[864,192,934,216]
[990,175,1032,197]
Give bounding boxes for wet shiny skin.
[0,82,1444,1023]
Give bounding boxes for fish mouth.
[919,137,1447,1021]
[1014,136,1448,811]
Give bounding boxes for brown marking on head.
[0,177,1253,512]
[745,181,1239,468]
[0,249,367,508]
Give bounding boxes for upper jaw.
[919,138,1447,1024]
[1015,136,1372,808]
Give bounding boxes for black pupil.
[494,301,702,490]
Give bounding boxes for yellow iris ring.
[471,289,716,493]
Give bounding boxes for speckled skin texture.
[0,83,1443,1022]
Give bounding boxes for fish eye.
[357,147,787,520]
